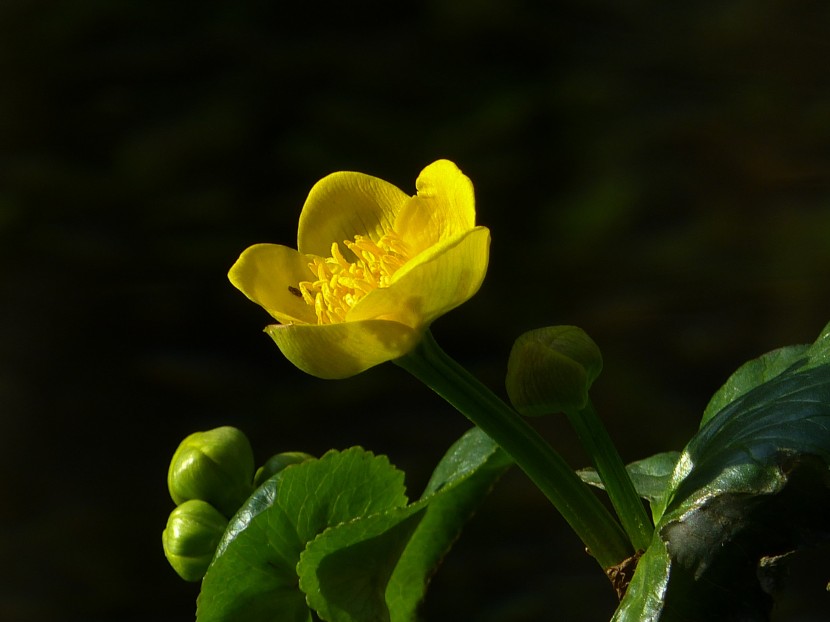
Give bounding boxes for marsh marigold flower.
[229,160,490,379]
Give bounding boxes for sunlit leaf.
[299,507,427,622]
[195,428,509,622]
[196,448,407,622]
[699,344,808,428]
[614,320,830,621]
[297,427,511,622]
[386,427,512,620]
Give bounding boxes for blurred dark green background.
[2,1,829,620]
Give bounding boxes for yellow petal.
[228,244,317,325]
[265,319,421,379]
[297,171,409,258]
[394,160,476,257]
[347,226,490,328]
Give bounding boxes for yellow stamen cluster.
[297,231,410,324]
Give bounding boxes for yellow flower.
[228,160,490,379]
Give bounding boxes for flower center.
[295,231,410,324]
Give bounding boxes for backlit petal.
[265,319,420,379]
[347,226,490,328]
[298,171,409,258]
[228,244,317,325]
[394,160,476,257]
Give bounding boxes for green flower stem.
[565,400,654,551]
[395,330,632,569]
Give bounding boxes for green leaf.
[196,448,408,622]
[611,537,671,621]
[615,457,830,621]
[699,344,809,428]
[298,507,426,622]
[195,428,510,622]
[615,320,830,621]
[577,451,680,522]
[296,427,511,622]
[386,427,512,621]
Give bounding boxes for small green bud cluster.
[162,425,312,581]
[162,426,253,581]
[506,325,603,416]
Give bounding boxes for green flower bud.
[253,451,315,487]
[162,499,228,582]
[505,325,603,416]
[167,426,254,518]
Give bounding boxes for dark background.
[2,1,829,620]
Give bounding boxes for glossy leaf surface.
[614,321,830,621]
[578,451,680,522]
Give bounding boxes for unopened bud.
[162,499,228,582]
[506,325,603,416]
[167,426,254,518]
